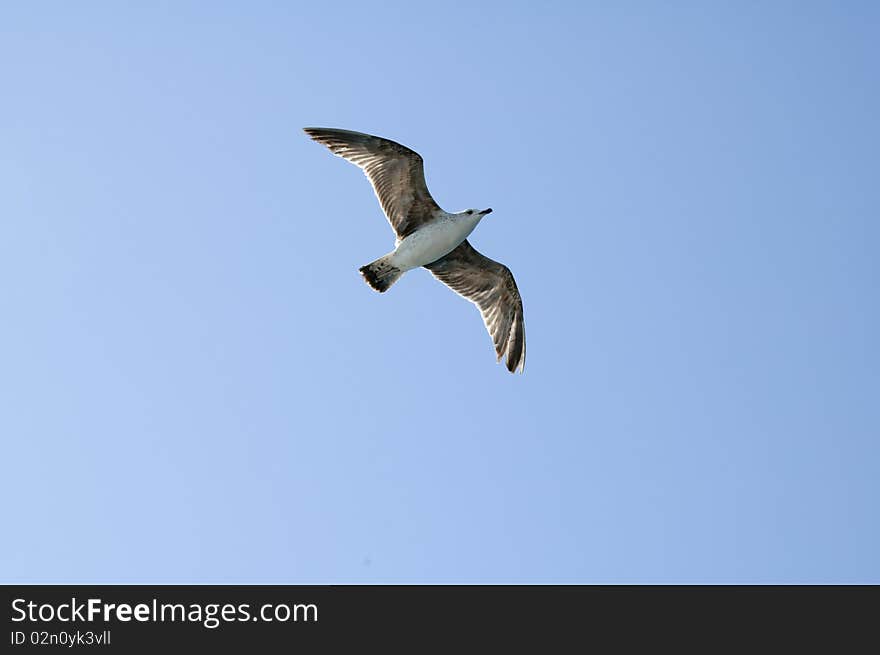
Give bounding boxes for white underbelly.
[392,218,478,270]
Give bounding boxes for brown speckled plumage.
[305,127,526,373]
[425,240,525,373]
[303,127,440,239]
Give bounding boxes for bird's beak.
[481,208,493,216]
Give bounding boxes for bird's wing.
[304,127,442,239]
[425,240,525,373]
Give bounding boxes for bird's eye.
[466,210,473,215]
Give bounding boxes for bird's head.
[462,208,493,218]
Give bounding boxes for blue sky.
[1,2,877,582]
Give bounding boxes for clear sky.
[1,2,877,583]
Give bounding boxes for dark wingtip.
[505,310,525,374]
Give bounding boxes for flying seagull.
[304,127,525,373]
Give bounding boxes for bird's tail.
[359,254,403,292]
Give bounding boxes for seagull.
[304,127,525,373]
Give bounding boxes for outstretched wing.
[304,127,442,239]
[425,240,526,373]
